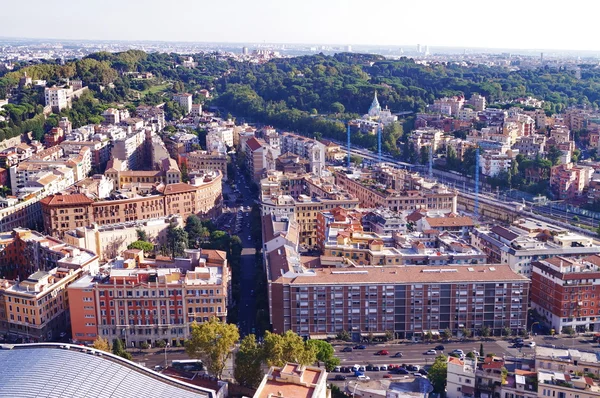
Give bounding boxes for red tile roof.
[41,193,94,206]
[246,137,263,151]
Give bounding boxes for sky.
[1,0,598,51]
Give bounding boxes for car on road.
[366,365,374,371]
[413,372,426,378]
[341,367,350,373]
[392,352,403,358]
[451,349,465,356]
[419,368,429,376]
[354,345,367,350]
[358,366,366,372]
[424,349,437,355]
[341,347,353,352]
[334,375,346,381]
[435,345,445,351]
[407,365,420,372]
[376,350,389,355]
[394,367,409,374]
[513,342,524,348]
[372,366,380,371]
[527,341,536,348]
[383,374,393,379]
[357,375,370,381]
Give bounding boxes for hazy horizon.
[0,0,597,52]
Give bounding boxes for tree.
[234,334,264,388]
[263,330,317,367]
[127,240,154,254]
[385,330,394,342]
[185,317,240,379]
[547,145,563,166]
[112,338,132,360]
[307,340,340,371]
[425,331,433,342]
[185,214,205,247]
[330,102,345,114]
[136,228,149,242]
[166,224,188,258]
[460,327,472,338]
[420,146,429,165]
[502,327,512,338]
[479,343,484,358]
[480,325,491,339]
[336,330,351,342]
[350,154,362,166]
[562,326,576,337]
[442,328,452,339]
[428,355,448,393]
[92,336,111,352]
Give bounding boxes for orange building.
[69,248,229,346]
[0,232,98,341]
[41,171,223,237]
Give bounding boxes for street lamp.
[164,343,170,367]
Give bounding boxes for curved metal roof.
[0,344,211,398]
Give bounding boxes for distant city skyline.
[0,0,598,52]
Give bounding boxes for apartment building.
[467,94,487,112]
[447,356,477,398]
[0,232,98,341]
[68,248,229,345]
[105,159,181,190]
[550,163,594,200]
[111,129,149,170]
[172,93,193,114]
[182,150,228,180]
[410,128,445,152]
[333,169,457,213]
[245,137,280,181]
[471,222,599,276]
[254,363,328,398]
[531,255,600,333]
[64,215,183,262]
[537,370,600,398]
[480,152,513,177]
[268,264,529,340]
[44,87,70,112]
[280,133,326,176]
[536,346,600,377]
[41,171,222,237]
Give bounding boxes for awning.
[360,332,387,337]
[429,330,440,335]
[309,334,328,340]
[462,386,475,395]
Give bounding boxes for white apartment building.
[480,151,512,177]
[44,87,70,112]
[447,357,477,398]
[111,129,148,170]
[173,93,193,114]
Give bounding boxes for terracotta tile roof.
[246,137,263,151]
[203,249,227,263]
[162,183,197,195]
[425,216,474,228]
[448,356,464,366]
[282,264,528,285]
[41,193,94,206]
[406,210,427,223]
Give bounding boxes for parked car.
[407,365,420,372]
[354,345,367,350]
[333,366,341,372]
[424,349,437,355]
[392,352,403,358]
[357,375,371,381]
[358,366,366,372]
[419,368,429,376]
[366,365,374,371]
[451,349,465,356]
[334,375,347,381]
[341,367,350,373]
[342,347,353,352]
[513,342,524,348]
[527,341,536,348]
[380,365,388,371]
[376,350,389,355]
[394,367,409,375]
[435,345,445,351]
[372,366,380,371]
